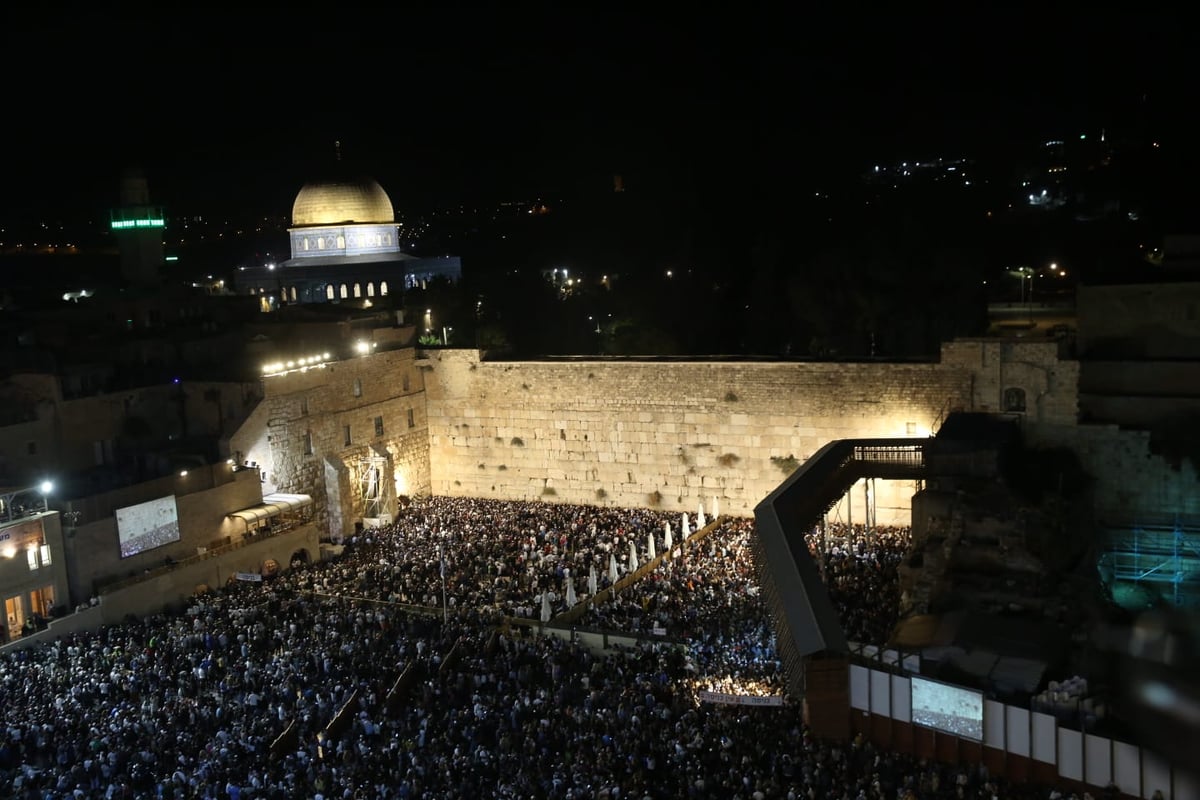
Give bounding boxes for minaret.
[109,168,165,286]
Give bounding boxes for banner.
[235,572,263,582]
[698,690,784,707]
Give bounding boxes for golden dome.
[291,176,394,226]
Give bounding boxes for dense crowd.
[0,496,1098,799]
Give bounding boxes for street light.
[39,481,53,511]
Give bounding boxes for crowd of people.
[0,496,1099,799]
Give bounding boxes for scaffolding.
[1104,517,1200,608]
[359,455,392,522]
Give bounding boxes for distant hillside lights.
[261,353,333,377]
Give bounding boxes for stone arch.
[289,549,311,569]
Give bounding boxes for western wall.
[419,348,980,524]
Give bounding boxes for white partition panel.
[1031,711,1057,764]
[870,670,891,715]
[850,665,870,711]
[902,654,921,674]
[983,700,1005,749]
[1006,706,1030,757]
[890,674,911,722]
[1173,767,1199,800]
[1142,750,1170,800]
[1057,728,1083,782]
[1112,741,1140,798]
[1084,734,1112,788]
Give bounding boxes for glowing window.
[336,235,345,249]
[326,285,335,300]
[353,283,362,298]
[340,284,349,299]
[367,283,375,297]
[380,281,388,296]
[303,239,310,251]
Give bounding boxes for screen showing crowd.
[911,675,984,741]
[116,495,182,558]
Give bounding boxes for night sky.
[2,7,1198,221]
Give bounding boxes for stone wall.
[939,338,1078,424]
[1026,423,1200,522]
[420,350,974,521]
[231,348,430,538]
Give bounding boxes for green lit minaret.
[109,167,165,286]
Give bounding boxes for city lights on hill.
[262,353,333,376]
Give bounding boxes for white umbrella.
[628,539,639,572]
[647,530,656,560]
[608,553,619,585]
[712,497,720,519]
[681,513,690,537]
[588,564,598,596]
[565,577,577,607]
[540,593,552,623]
[664,521,673,550]
[697,506,706,529]
[697,500,705,521]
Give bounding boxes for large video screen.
[116,495,181,558]
[911,676,984,741]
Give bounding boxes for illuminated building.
[235,149,461,310]
[110,168,166,286]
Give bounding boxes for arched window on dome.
[380,281,389,296]
[376,234,383,246]
[326,285,335,300]
[340,284,349,299]
[385,233,392,245]
[290,287,298,302]
[336,235,345,250]
[353,283,362,298]
[303,239,310,251]
[366,283,375,297]
[318,237,326,250]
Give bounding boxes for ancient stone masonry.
[231,338,1105,537]
[420,350,975,521]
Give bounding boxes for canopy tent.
[228,493,314,531]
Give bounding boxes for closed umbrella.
[540,593,551,623]
[681,513,690,537]
[588,564,598,596]
[647,530,656,560]
[697,506,706,529]
[565,577,577,607]
[628,539,639,572]
[608,553,619,585]
[664,521,673,550]
[712,497,720,519]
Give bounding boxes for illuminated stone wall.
[420,350,981,523]
[238,339,1092,533]
[230,348,430,538]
